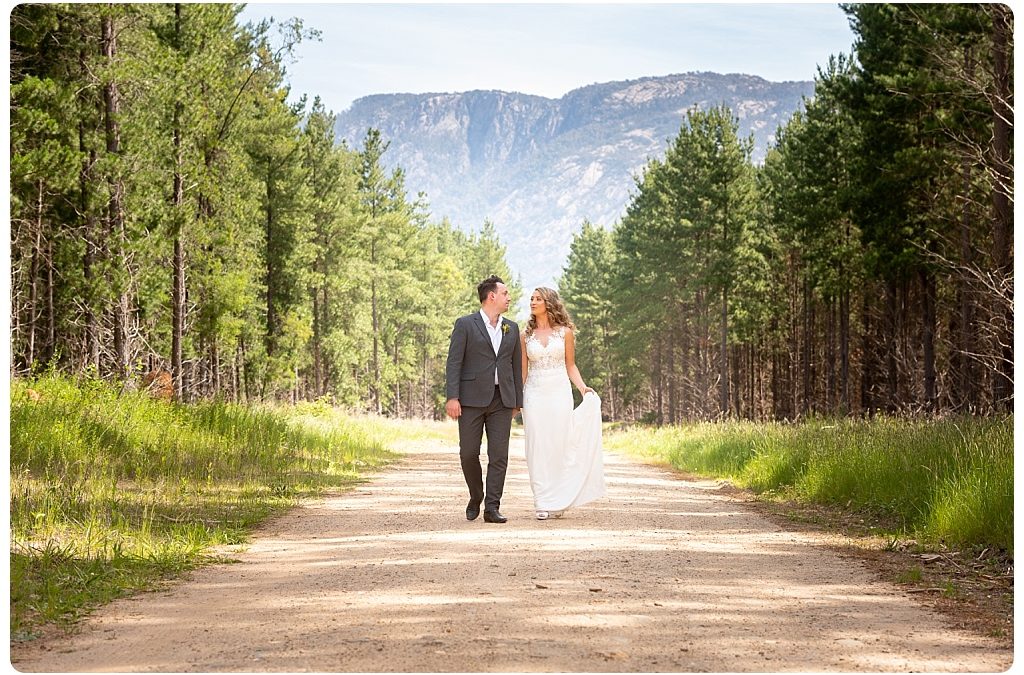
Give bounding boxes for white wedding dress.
[522,326,606,512]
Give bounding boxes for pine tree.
[10,5,81,373]
[559,221,618,415]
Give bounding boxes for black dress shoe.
[466,499,482,521]
[483,509,507,523]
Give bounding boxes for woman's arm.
[563,328,594,394]
[520,332,529,387]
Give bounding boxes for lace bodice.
[526,326,567,373]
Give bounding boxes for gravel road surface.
[12,430,1012,672]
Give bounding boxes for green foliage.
[567,5,1009,420]
[560,221,617,405]
[589,105,761,415]
[9,374,397,635]
[606,416,1013,552]
[767,55,862,300]
[9,5,519,416]
[10,3,1008,422]
[460,220,523,310]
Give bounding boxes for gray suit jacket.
[445,312,524,409]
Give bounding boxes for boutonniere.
[502,323,510,334]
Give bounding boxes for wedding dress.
[522,326,606,513]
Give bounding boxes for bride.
[520,287,606,520]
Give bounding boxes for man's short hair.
[477,275,504,302]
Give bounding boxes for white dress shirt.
[480,309,502,385]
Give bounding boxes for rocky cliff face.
[335,72,813,309]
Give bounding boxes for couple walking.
[445,275,605,522]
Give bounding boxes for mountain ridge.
[335,72,815,307]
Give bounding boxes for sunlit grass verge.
[605,416,1012,553]
[10,374,398,639]
[346,411,461,446]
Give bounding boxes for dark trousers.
[458,386,513,511]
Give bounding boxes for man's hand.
[445,398,462,419]
[513,408,521,419]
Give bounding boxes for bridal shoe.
[535,511,549,520]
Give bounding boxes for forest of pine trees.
[10,4,520,416]
[561,4,1013,421]
[10,4,1012,422]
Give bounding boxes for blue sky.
[239,3,857,115]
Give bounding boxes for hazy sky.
[238,3,857,115]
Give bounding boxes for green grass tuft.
[896,566,923,584]
[606,415,1012,552]
[10,374,401,637]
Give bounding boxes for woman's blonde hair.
[525,287,576,336]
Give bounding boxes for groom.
[445,275,524,523]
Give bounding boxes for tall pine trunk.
[884,279,899,412]
[719,193,730,418]
[78,34,100,373]
[26,180,45,371]
[102,12,128,381]
[787,265,800,419]
[45,236,56,365]
[800,280,812,416]
[171,3,185,400]
[920,269,937,412]
[991,4,1013,410]
[264,168,276,359]
[955,48,977,411]
[839,287,850,413]
[826,297,836,411]
[770,328,781,419]
[958,153,976,409]
[719,287,728,417]
[198,144,217,397]
[730,342,742,418]
[654,336,663,425]
[211,341,221,397]
[860,291,874,415]
[679,313,690,419]
[667,321,677,424]
[393,334,401,416]
[370,239,381,414]
[312,290,323,396]
[322,285,331,396]
[747,342,755,420]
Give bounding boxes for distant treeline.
[10,4,519,416]
[10,4,1013,421]
[560,4,1013,421]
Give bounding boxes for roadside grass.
[605,416,1012,553]
[346,410,460,445]
[10,374,400,639]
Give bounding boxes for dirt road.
[12,430,1012,672]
